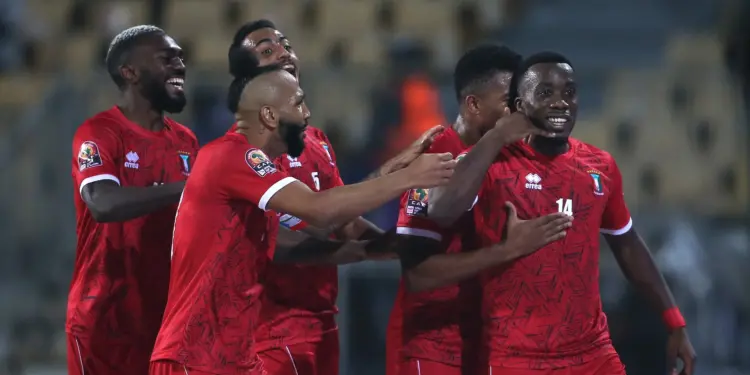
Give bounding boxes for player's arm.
[363,125,445,181]
[397,203,571,292]
[73,123,184,223]
[427,112,549,227]
[266,153,455,229]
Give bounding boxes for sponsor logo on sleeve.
[405,188,429,217]
[245,148,277,177]
[78,141,103,171]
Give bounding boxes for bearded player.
[428,51,697,375]
[386,44,574,375]
[149,63,455,375]
[68,25,199,375]
[226,20,443,375]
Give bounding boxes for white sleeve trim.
[259,177,298,211]
[600,217,633,236]
[396,227,442,241]
[467,195,479,211]
[79,174,120,195]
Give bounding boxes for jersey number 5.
[311,171,320,191]
[556,198,573,216]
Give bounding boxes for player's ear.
[120,64,138,85]
[513,97,524,113]
[260,106,278,129]
[465,95,480,115]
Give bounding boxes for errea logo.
[125,151,139,169]
[525,173,542,190]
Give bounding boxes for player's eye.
[565,88,577,96]
[284,44,293,51]
[262,48,273,55]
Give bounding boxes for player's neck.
[119,92,164,131]
[453,115,482,146]
[234,120,284,158]
[529,136,570,156]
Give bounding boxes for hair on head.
[228,19,276,77]
[105,25,166,89]
[453,44,521,102]
[227,63,286,113]
[508,51,573,111]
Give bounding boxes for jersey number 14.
[556,198,573,216]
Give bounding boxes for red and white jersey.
[151,130,297,374]
[68,106,198,343]
[473,138,632,369]
[389,127,482,367]
[254,126,345,350]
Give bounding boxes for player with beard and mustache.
[226,20,447,375]
[427,51,696,375]
[68,25,199,375]
[149,63,456,375]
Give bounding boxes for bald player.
[149,64,456,375]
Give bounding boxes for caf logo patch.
[245,148,277,177]
[405,188,429,217]
[78,141,103,171]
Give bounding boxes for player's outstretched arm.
[400,203,571,292]
[364,125,445,181]
[427,111,552,227]
[81,181,184,223]
[274,226,398,264]
[266,153,456,229]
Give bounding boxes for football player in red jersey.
[225,20,444,375]
[68,25,199,375]
[429,52,697,375]
[387,45,573,375]
[149,63,455,375]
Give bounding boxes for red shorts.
[67,333,151,375]
[398,359,462,375]
[149,361,216,375]
[257,333,339,375]
[486,354,627,375]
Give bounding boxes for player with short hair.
[225,20,444,375]
[387,45,573,375]
[429,51,697,375]
[68,25,199,375]
[149,63,455,375]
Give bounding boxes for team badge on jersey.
[246,148,277,177]
[588,169,604,195]
[320,142,334,165]
[178,151,191,175]
[405,188,429,216]
[77,141,103,171]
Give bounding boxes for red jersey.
[472,138,632,369]
[254,126,345,351]
[151,131,298,374]
[391,127,481,366]
[68,106,198,342]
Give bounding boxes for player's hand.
[379,125,445,176]
[493,108,555,145]
[403,152,456,188]
[666,327,696,375]
[502,202,571,258]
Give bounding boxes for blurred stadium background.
[0,0,749,374]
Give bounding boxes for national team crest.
[178,151,191,175]
[588,169,604,195]
[245,148,277,177]
[405,188,429,216]
[78,141,102,171]
[320,142,334,165]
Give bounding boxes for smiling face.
[514,62,577,138]
[242,27,300,79]
[129,33,187,113]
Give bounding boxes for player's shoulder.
[76,106,126,135]
[571,138,616,165]
[165,117,196,137]
[426,127,464,156]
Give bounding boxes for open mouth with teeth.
[282,64,298,77]
[166,77,185,92]
[545,116,571,131]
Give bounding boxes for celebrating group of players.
[67,17,697,375]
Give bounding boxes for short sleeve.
[600,159,633,235]
[223,147,299,210]
[395,189,444,241]
[72,122,122,195]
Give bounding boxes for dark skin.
[514,62,696,375]
[82,33,187,223]
[234,70,455,233]
[243,27,443,263]
[394,71,570,291]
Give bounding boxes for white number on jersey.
[311,171,320,191]
[556,198,573,216]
